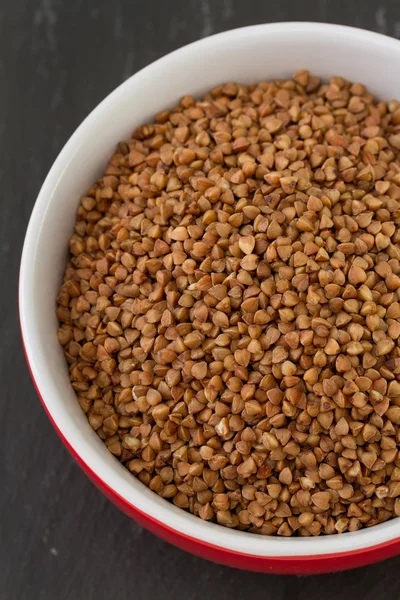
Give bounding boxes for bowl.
[19,22,400,574]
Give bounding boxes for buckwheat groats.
[56,71,400,536]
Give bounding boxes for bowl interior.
[20,22,400,557]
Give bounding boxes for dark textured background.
[3,1,400,598]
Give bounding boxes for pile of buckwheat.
[56,71,400,536]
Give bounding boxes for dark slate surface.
[3,1,400,598]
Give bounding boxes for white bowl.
[19,22,400,573]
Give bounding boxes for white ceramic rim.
[19,21,400,557]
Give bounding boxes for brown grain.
[57,71,400,537]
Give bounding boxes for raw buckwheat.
[57,71,400,536]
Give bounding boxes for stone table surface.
[3,1,400,598]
